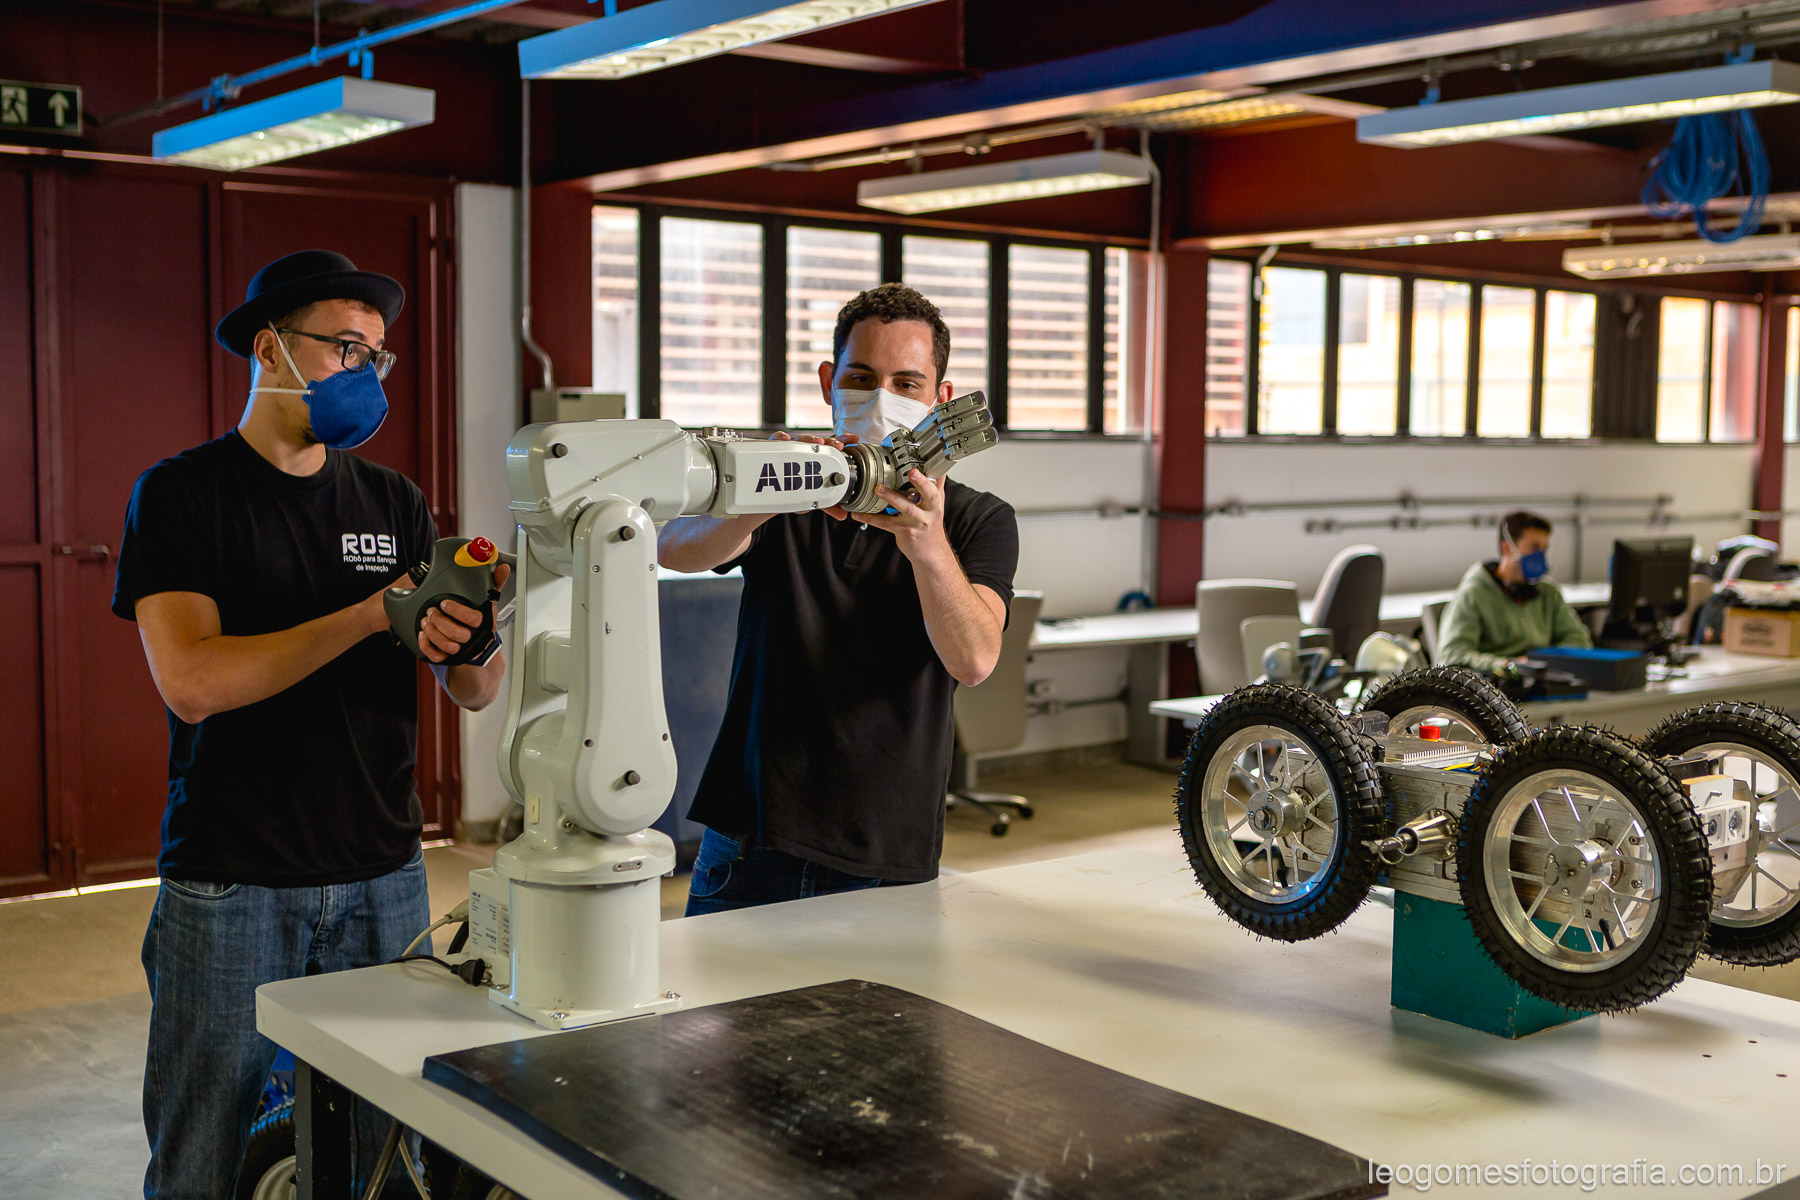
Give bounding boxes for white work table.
[259,849,1794,1200]
[1029,581,1613,652]
[1150,645,1800,737]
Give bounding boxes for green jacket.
[1437,561,1593,674]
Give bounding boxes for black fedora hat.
[216,249,405,358]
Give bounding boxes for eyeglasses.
[275,328,397,380]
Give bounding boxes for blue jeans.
[683,829,915,916]
[141,851,430,1200]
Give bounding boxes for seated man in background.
[1439,510,1592,675]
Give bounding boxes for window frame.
[611,201,1138,436]
[1214,255,1642,443]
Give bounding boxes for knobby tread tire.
[233,1097,295,1200]
[1176,683,1383,942]
[1456,725,1713,1013]
[1358,666,1530,746]
[1641,701,1800,966]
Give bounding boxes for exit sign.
[0,81,82,137]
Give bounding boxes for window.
[903,235,988,397]
[1710,301,1759,442]
[1541,290,1595,439]
[786,226,880,428]
[592,206,640,415]
[1656,298,1710,442]
[1787,306,1798,442]
[659,217,763,428]
[1257,266,1326,435]
[1336,273,1400,435]
[1102,246,1138,434]
[1006,243,1089,431]
[1412,280,1470,436]
[1205,259,1250,437]
[1476,286,1535,438]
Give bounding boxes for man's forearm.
[913,552,1002,686]
[155,605,378,723]
[657,514,771,573]
[441,649,507,712]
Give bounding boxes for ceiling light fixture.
[1562,233,1800,278]
[517,0,936,80]
[1313,220,1590,250]
[1357,59,1800,148]
[1136,93,1380,133]
[855,149,1152,214]
[152,77,435,171]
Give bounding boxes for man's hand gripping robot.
[426,393,996,1029]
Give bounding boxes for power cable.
[1641,58,1770,243]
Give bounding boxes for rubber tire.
[1456,726,1713,1012]
[1640,701,1800,966]
[234,1096,295,1200]
[1358,666,1530,746]
[1176,683,1383,941]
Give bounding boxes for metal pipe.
[104,0,537,126]
[520,79,555,393]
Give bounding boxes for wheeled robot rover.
[1175,667,1800,1012]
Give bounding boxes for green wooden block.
[1391,891,1591,1039]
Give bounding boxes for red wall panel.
[59,168,217,879]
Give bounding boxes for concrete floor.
[4,758,1797,1197]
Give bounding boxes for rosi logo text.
[342,533,397,557]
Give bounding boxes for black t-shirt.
[111,432,436,886]
[688,479,1019,882]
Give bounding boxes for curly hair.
[831,283,950,385]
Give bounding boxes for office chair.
[1310,545,1385,658]
[1723,547,1776,585]
[1419,599,1450,665]
[1671,574,1712,643]
[1196,579,1301,693]
[1239,614,1306,684]
[946,591,1044,837]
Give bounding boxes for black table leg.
[295,1058,357,1200]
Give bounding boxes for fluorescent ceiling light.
[518,0,935,80]
[1358,59,1800,148]
[1314,220,1590,250]
[857,149,1151,214]
[1136,93,1380,133]
[153,77,434,171]
[1562,233,1800,278]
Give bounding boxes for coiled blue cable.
[1641,107,1769,243]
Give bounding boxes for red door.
[0,165,57,894]
[0,159,460,898]
[220,180,460,840]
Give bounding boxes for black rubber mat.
[424,979,1383,1200]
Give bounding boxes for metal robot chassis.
[1175,667,1800,1012]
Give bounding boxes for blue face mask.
[1504,529,1551,583]
[255,324,389,449]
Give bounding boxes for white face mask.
[832,386,932,446]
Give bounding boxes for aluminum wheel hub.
[1247,791,1305,839]
[1545,839,1620,901]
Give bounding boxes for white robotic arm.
[474,394,995,1029]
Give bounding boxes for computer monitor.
[1605,537,1695,633]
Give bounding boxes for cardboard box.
[1724,607,1800,657]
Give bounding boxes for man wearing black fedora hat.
[112,250,508,1199]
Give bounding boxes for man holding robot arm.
[114,250,508,1200]
[659,284,1020,914]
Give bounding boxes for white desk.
[1149,646,1800,738]
[1034,583,1613,763]
[260,850,1795,1200]
[1031,583,1614,653]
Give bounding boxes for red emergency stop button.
[469,537,496,563]
[1419,719,1445,741]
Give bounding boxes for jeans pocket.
[163,878,240,901]
[689,857,733,901]
[399,847,426,871]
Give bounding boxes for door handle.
[56,544,111,560]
